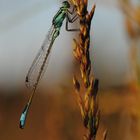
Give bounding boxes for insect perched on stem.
[19,1,79,129]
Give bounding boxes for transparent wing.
[25,25,55,90]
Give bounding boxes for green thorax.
[52,7,68,28]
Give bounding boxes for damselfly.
[19,1,79,129]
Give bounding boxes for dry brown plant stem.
[69,0,107,140]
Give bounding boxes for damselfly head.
[62,1,70,8]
